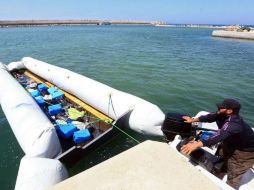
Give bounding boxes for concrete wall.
[49,140,220,190]
[212,30,254,40]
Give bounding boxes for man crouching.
[181,99,254,189]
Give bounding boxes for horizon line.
[0,19,253,26]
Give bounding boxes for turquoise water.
[0,26,254,189]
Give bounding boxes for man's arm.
[181,121,242,155]
[182,112,218,123]
[198,112,218,123]
[201,121,242,147]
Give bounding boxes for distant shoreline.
[0,20,163,27]
[1,20,252,29]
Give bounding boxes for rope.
[31,82,139,144]
[106,93,139,144]
[108,93,118,119]
[108,94,110,116]
[53,115,140,144]
[112,123,141,144]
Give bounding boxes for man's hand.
[181,141,203,155]
[182,116,200,123]
[182,116,193,123]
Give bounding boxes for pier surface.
[50,140,220,190]
[212,30,254,40]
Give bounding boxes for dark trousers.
[226,150,254,189]
[217,143,254,189]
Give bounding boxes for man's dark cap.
[216,99,241,113]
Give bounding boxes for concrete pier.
[50,140,220,190]
[212,30,254,40]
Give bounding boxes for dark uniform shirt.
[198,112,254,152]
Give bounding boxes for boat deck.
[11,69,117,167]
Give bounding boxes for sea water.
[0,25,254,189]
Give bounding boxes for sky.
[0,0,253,25]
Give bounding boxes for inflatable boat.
[0,57,165,190]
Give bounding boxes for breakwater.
[156,24,227,29]
[0,20,162,27]
[212,30,254,40]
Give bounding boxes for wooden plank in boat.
[23,70,113,124]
